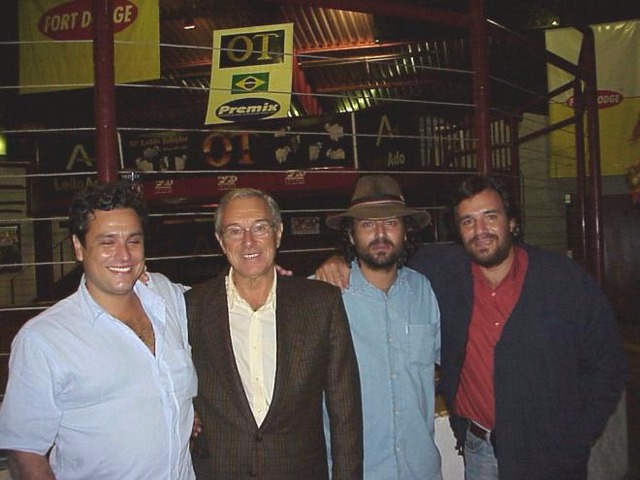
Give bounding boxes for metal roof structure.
[2,0,638,129]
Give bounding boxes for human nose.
[241,227,256,243]
[114,240,133,259]
[374,221,387,237]
[473,216,489,233]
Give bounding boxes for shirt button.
[494,322,500,326]
[491,292,496,297]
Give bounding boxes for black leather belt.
[468,421,491,441]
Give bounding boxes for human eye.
[225,226,242,239]
[252,222,270,236]
[459,217,474,228]
[358,220,374,230]
[384,219,399,228]
[99,236,116,246]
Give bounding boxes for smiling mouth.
[243,253,260,260]
[108,266,133,273]
[472,234,496,245]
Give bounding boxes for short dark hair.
[68,181,148,246]
[336,215,422,268]
[453,174,518,221]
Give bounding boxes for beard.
[356,237,403,271]
[464,233,512,268]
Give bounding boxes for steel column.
[92,0,118,183]
[469,0,492,174]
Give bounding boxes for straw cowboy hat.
[326,175,431,230]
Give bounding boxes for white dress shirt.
[0,273,197,480]
[226,269,277,426]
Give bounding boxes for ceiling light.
[183,17,196,30]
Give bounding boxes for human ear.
[71,235,84,262]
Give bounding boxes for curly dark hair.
[453,174,518,220]
[451,174,521,240]
[68,181,148,246]
[335,215,423,268]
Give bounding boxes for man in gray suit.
[186,187,363,480]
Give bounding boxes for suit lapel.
[205,275,256,425]
[262,277,306,427]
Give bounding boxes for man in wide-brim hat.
[322,174,443,480]
[326,175,431,270]
[326,174,430,231]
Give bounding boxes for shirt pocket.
[164,347,198,398]
[407,323,438,367]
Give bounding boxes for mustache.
[470,233,498,243]
[368,237,394,248]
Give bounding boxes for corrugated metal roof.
[2,0,638,128]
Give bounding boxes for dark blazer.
[410,243,627,480]
[186,273,363,480]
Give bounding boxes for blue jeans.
[464,427,499,480]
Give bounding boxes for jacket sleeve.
[324,289,364,480]
[578,273,627,441]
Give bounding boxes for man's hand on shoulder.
[315,255,350,291]
[275,264,293,276]
[139,265,150,285]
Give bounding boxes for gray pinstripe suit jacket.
[186,272,363,480]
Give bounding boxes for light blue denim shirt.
[328,260,442,480]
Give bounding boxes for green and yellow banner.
[19,0,159,93]
[546,20,640,177]
[206,23,294,124]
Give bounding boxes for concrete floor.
[620,324,640,480]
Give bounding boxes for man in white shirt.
[0,181,197,480]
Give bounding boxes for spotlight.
[183,17,196,30]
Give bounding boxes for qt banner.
[19,0,159,93]
[205,23,293,125]
[546,20,640,177]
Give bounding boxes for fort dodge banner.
[206,23,294,124]
[19,0,160,93]
[546,20,640,177]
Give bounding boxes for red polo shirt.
[454,245,528,430]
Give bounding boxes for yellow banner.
[205,23,293,125]
[19,0,159,94]
[546,20,640,177]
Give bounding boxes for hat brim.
[326,203,431,230]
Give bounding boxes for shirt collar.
[471,243,526,290]
[348,259,408,294]
[226,267,277,312]
[78,274,162,325]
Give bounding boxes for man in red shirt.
[317,175,627,480]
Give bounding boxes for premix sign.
[206,23,293,124]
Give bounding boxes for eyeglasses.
[221,221,273,241]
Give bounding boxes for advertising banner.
[546,20,640,177]
[121,114,354,172]
[205,23,294,124]
[31,133,108,214]
[355,104,474,171]
[19,0,160,93]
[121,131,191,172]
